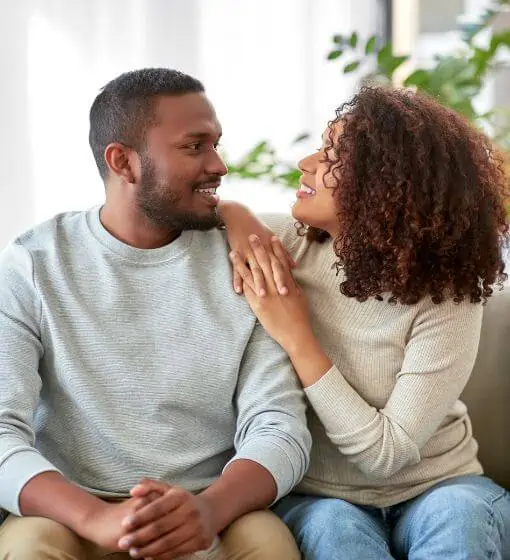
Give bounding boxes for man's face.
[136,93,227,231]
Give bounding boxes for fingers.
[245,239,269,297]
[229,252,256,293]
[130,479,168,498]
[130,526,210,559]
[248,234,282,296]
[288,254,297,269]
[271,236,297,292]
[118,503,186,552]
[233,270,243,295]
[269,252,289,295]
[230,235,295,298]
[122,488,183,532]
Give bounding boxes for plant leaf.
[404,69,429,87]
[377,43,409,77]
[293,133,310,144]
[327,50,343,60]
[349,32,358,48]
[344,61,361,73]
[365,35,377,54]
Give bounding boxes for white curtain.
[0,0,379,249]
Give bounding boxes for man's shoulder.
[13,210,87,253]
[189,227,230,255]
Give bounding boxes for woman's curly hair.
[305,86,509,305]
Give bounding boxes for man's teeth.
[197,188,217,195]
[299,185,316,195]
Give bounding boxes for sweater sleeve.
[0,241,61,515]
[304,298,483,479]
[227,322,311,501]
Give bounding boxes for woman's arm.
[231,236,483,480]
[219,201,295,295]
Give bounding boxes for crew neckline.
[86,206,193,264]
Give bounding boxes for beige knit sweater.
[263,214,483,507]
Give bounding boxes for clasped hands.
[86,479,216,560]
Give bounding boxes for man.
[0,68,309,559]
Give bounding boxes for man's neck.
[99,202,180,249]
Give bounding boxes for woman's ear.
[104,143,137,184]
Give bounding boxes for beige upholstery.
[462,286,510,490]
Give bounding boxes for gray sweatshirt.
[0,207,311,516]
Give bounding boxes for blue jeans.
[273,475,510,559]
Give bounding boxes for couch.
[462,285,510,490]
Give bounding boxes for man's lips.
[194,182,221,204]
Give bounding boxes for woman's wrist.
[285,332,333,388]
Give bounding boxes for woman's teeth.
[298,184,316,195]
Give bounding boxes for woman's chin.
[291,202,308,224]
[291,201,320,229]
[291,203,335,236]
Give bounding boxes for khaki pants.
[0,510,300,559]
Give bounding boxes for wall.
[0,0,379,248]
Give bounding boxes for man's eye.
[188,142,201,151]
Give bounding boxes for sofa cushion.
[461,286,510,490]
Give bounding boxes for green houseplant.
[226,1,510,189]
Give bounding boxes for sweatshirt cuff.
[304,365,377,435]
[0,449,62,515]
[225,439,299,502]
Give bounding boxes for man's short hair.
[89,68,205,179]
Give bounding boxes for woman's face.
[292,122,342,236]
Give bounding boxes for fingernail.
[259,289,266,297]
[279,287,288,295]
[249,234,259,243]
[129,549,140,558]
[118,536,132,549]
[234,285,241,294]
[122,516,135,528]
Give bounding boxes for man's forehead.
[152,93,221,136]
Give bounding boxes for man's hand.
[117,479,217,559]
[80,496,154,552]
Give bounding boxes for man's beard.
[136,155,221,231]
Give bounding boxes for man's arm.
[120,461,277,557]
[115,324,310,559]
[226,321,311,503]
[20,472,104,528]
[0,241,62,514]
[0,241,142,551]
[199,458,276,533]
[20,472,152,551]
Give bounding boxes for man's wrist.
[196,490,224,536]
[73,498,108,540]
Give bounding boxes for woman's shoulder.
[259,213,305,257]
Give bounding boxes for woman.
[221,87,510,559]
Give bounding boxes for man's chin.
[179,209,221,231]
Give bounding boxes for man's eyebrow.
[182,131,223,139]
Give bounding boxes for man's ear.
[104,143,139,184]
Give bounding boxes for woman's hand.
[229,234,313,354]
[220,201,295,296]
